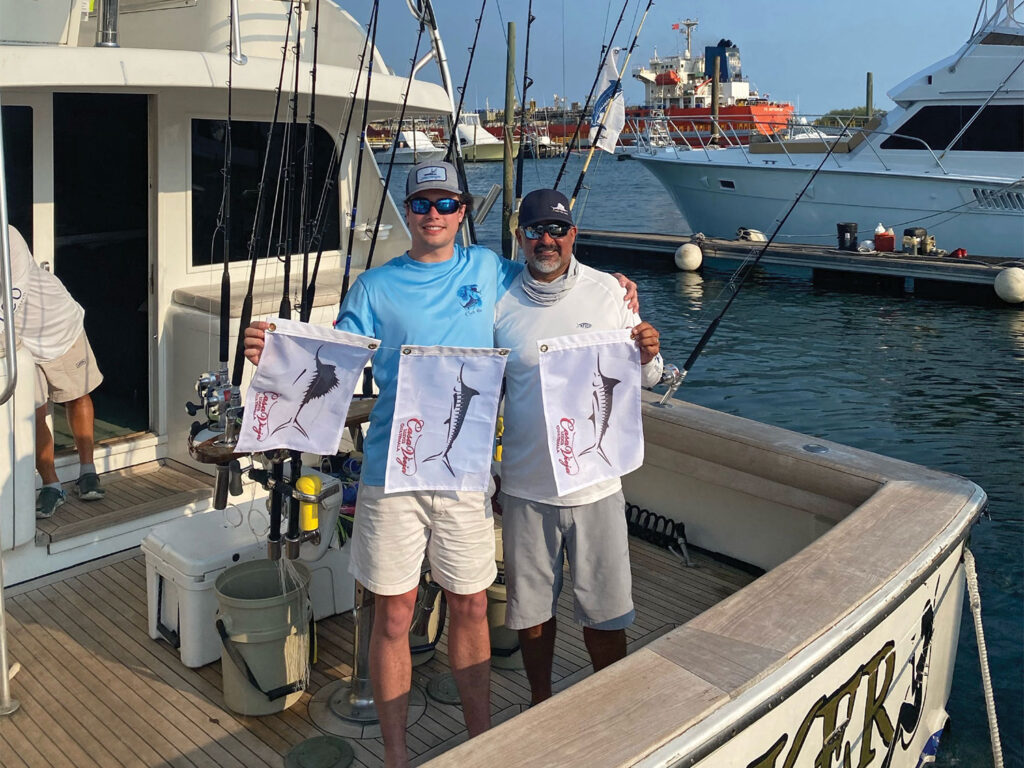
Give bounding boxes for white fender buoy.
[674,242,703,271]
[994,267,1024,304]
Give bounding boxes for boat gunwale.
[427,393,987,767]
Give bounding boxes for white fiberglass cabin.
[0,3,989,768]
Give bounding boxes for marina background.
[341,0,979,117]
[385,155,1022,767]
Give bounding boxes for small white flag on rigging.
[539,329,643,496]
[236,318,379,456]
[386,346,508,493]
[589,47,626,154]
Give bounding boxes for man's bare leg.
[35,404,59,485]
[582,626,627,673]
[517,617,557,705]
[64,393,96,465]
[370,587,419,768]
[445,589,492,735]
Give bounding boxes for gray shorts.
[500,489,634,631]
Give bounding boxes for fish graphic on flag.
[589,47,626,154]
[236,318,379,456]
[386,346,508,493]
[538,329,643,496]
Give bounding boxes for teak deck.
[0,537,753,767]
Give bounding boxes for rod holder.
[95,0,120,47]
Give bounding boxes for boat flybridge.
[635,0,1024,261]
[0,2,991,767]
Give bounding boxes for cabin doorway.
[51,93,150,449]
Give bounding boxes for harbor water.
[386,154,1023,767]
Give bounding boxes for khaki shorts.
[501,489,635,631]
[348,482,497,596]
[35,330,103,406]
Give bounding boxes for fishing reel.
[185,366,232,428]
[186,365,246,510]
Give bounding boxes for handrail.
[0,93,22,718]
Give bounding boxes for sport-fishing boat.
[455,112,515,162]
[376,129,446,165]
[0,2,993,767]
[634,1,1024,260]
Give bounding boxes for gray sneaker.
[36,486,67,519]
[75,472,106,501]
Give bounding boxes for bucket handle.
[215,618,307,702]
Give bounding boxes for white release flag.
[588,47,626,154]
[386,346,508,493]
[236,318,379,456]
[538,329,643,496]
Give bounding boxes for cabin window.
[1,105,33,243]
[881,104,1024,152]
[191,119,341,267]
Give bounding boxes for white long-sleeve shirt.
[494,263,663,506]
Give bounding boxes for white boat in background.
[455,111,516,162]
[0,2,995,767]
[635,0,1024,260]
[377,128,446,164]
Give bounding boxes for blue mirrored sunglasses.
[522,222,572,240]
[407,197,462,215]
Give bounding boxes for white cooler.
[143,503,354,668]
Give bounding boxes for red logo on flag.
[555,418,580,476]
[396,418,425,476]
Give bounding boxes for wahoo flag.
[589,47,626,154]
[538,329,643,496]
[236,318,379,456]
[386,346,508,493]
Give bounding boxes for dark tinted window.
[882,104,1024,152]
[191,119,340,267]
[2,105,33,243]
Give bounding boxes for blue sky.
[337,0,983,116]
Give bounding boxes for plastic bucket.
[214,559,311,716]
[487,528,522,669]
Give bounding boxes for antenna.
[681,19,698,59]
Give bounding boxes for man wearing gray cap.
[495,188,663,706]
[247,161,520,766]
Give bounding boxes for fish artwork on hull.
[272,345,340,438]
[579,354,620,465]
[425,363,480,476]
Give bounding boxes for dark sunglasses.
[522,222,572,240]
[407,197,462,215]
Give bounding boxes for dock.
[575,230,1023,304]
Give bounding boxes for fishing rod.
[339,0,380,305]
[445,0,487,161]
[302,0,376,315]
[512,0,535,211]
[413,0,477,244]
[552,0,630,191]
[569,0,653,211]
[297,0,322,323]
[280,0,303,322]
[365,20,427,272]
[658,133,847,406]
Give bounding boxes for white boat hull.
[637,152,1024,259]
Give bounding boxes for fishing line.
[660,129,849,404]
[569,0,653,211]
[552,0,631,190]
[302,0,377,315]
[445,0,487,160]
[339,0,381,306]
[365,20,427,272]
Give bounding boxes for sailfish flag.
[589,47,626,154]
[538,329,643,496]
[386,346,508,493]
[236,318,379,456]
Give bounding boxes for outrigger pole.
[569,0,654,211]
[444,0,488,163]
[658,132,847,405]
[366,20,427,271]
[339,0,380,305]
[552,0,630,191]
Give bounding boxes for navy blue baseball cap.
[518,189,574,229]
